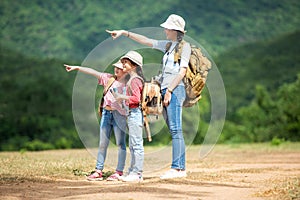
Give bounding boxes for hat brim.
[120,55,142,67]
[112,61,123,69]
[160,23,186,33]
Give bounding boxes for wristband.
[167,88,173,93]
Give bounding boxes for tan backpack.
[141,79,163,142]
[173,40,212,107]
[141,80,163,117]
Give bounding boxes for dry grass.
[0,143,300,200]
[0,149,95,182]
[255,177,300,200]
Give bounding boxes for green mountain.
[1,0,299,60]
[217,30,300,117]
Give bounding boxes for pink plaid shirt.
[98,73,126,116]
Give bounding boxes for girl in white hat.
[110,50,145,182]
[64,62,128,181]
[107,14,191,179]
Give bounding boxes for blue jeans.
[127,107,144,174]
[162,85,186,170]
[95,109,127,172]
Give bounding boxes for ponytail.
[174,30,185,62]
[175,30,184,53]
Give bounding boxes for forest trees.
[219,74,300,143]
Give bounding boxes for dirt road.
[0,144,299,200]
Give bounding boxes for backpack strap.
[164,40,187,65]
[126,74,144,95]
[103,75,116,96]
[165,42,172,53]
[162,41,178,75]
[98,75,116,116]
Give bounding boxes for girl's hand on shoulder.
[110,89,129,102]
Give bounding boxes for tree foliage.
[0,46,82,151]
[220,75,300,143]
[0,1,299,150]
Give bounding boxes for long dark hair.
[125,59,145,81]
[177,30,184,42]
[136,65,145,81]
[125,60,145,95]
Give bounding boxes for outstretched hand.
[64,64,79,72]
[106,30,123,40]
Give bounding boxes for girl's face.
[121,58,136,73]
[114,67,126,79]
[164,28,177,41]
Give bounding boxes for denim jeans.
[162,85,186,170]
[127,107,144,174]
[95,109,127,172]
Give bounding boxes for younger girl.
[64,62,127,181]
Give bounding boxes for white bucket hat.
[120,50,143,67]
[112,60,123,69]
[160,14,186,33]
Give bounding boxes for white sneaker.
[122,173,143,182]
[118,175,125,181]
[118,170,132,181]
[160,169,187,179]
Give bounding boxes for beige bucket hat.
[120,50,143,67]
[160,14,186,33]
[112,60,123,69]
